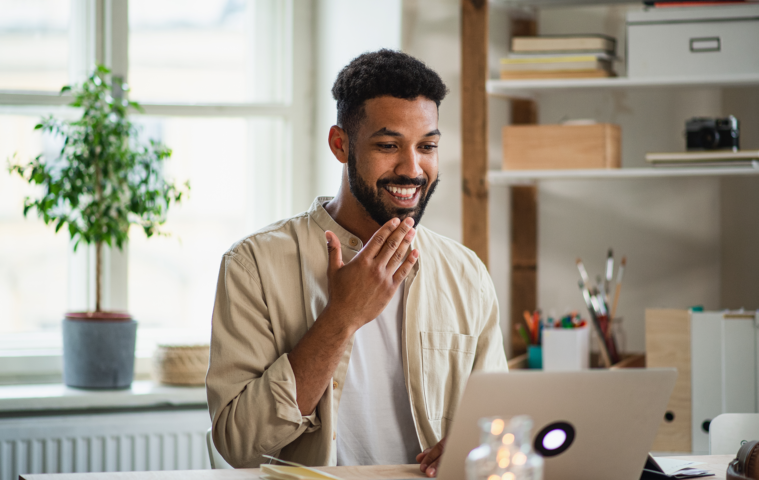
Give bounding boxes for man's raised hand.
[324,216,419,330]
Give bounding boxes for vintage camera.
[686,116,740,151]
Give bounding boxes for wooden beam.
[510,184,538,357]
[461,0,489,266]
[508,16,538,358]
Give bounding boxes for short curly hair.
[331,49,448,138]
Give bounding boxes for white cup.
[542,325,590,371]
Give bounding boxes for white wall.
[312,0,402,201]
[721,87,759,311]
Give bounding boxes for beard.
[347,143,439,227]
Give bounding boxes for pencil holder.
[542,325,590,371]
[527,345,543,369]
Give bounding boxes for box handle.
[690,37,720,53]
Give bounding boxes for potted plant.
[8,65,188,389]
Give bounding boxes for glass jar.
[465,415,544,480]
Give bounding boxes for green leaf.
[17,63,188,282]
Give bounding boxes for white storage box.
[626,5,759,78]
[542,326,590,372]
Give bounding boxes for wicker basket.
[152,344,209,386]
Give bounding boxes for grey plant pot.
[62,316,137,389]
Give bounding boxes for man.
[206,49,508,477]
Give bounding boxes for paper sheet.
[652,457,707,475]
[261,465,344,480]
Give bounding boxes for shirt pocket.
[420,331,477,421]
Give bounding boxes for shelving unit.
[487,73,759,99]
[460,0,759,358]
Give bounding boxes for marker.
[538,319,544,344]
[523,310,534,342]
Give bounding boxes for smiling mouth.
[385,185,420,201]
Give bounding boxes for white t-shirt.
[336,282,420,466]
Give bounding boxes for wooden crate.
[646,309,692,453]
[502,123,621,170]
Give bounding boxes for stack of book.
[500,35,617,80]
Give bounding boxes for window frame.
[0,0,314,384]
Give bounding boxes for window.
[0,113,69,334]
[0,0,71,92]
[0,0,312,382]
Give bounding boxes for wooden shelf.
[492,0,645,6]
[487,73,759,100]
[489,163,759,185]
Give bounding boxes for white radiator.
[0,409,212,480]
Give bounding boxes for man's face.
[347,95,440,227]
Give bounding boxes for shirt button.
[333,431,336,440]
[333,381,338,389]
[349,238,358,247]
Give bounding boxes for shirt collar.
[308,196,420,255]
[309,196,364,252]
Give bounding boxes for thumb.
[325,231,343,276]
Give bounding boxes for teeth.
[387,186,416,197]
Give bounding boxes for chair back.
[206,428,234,469]
[710,413,759,454]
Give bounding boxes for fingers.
[325,231,343,276]
[362,218,401,258]
[385,225,416,272]
[425,458,441,477]
[416,449,430,463]
[392,249,419,284]
[375,217,415,266]
[419,438,446,478]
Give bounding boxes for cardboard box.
[502,123,621,170]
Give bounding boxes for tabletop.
[20,455,733,480]
[20,464,426,480]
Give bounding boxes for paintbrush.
[579,280,612,368]
[610,256,626,320]
[605,249,614,296]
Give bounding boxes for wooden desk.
[20,464,426,480]
[20,456,732,480]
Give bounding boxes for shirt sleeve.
[472,260,510,372]
[206,252,320,468]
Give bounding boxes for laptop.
[436,368,677,480]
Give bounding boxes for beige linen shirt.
[206,197,508,468]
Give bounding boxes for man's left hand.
[416,437,446,477]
